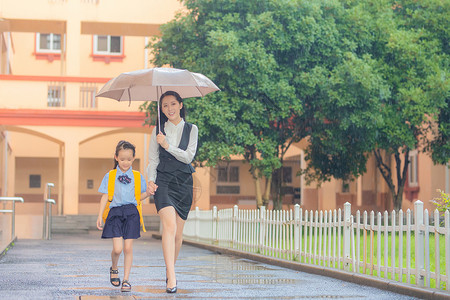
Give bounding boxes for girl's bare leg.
[111,237,123,281]
[174,215,186,264]
[158,206,177,288]
[123,239,134,281]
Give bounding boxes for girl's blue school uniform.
[98,166,147,239]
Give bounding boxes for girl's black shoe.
[109,267,120,287]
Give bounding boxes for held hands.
[96,215,103,230]
[147,181,158,195]
[156,133,169,150]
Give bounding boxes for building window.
[80,85,97,108]
[30,175,41,188]
[36,33,61,53]
[408,150,418,187]
[282,166,292,183]
[47,85,65,107]
[229,166,239,182]
[217,186,240,194]
[342,181,350,193]
[218,167,227,182]
[217,166,239,183]
[87,179,94,189]
[93,35,122,55]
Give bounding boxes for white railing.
[42,183,56,240]
[0,197,24,238]
[183,200,450,291]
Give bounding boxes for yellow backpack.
[101,169,146,232]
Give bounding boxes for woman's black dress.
[154,122,195,220]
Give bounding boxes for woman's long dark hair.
[113,140,136,169]
[156,91,186,133]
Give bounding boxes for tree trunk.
[262,175,272,207]
[254,168,263,209]
[272,168,283,210]
[374,149,409,212]
[392,151,409,211]
[273,195,283,210]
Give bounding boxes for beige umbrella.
[96,67,220,129]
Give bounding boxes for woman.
[146,91,198,294]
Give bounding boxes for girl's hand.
[147,181,158,195]
[156,133,169,149]
[96,215,103,230]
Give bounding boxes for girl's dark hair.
[156,91,186,132]
[113,140,136,169]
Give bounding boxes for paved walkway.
[0,231,418,300]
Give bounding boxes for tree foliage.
[148,0,350,209]
[145,0,449,211]
[305,0,449,210]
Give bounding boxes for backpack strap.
[102,169,117,223]
[102,169,146,233]
[133,170,146,232]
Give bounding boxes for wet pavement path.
[0,231,417,299]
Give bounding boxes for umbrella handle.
[157,86,161,133]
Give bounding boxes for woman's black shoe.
[166,279,177,293]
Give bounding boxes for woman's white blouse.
[147,119,198,182]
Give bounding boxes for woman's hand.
[96,215,103,230]
[147,181,158,195]
[156,133,169,149]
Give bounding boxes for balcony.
[0,74,147,128]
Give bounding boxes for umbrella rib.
[196,86,206,97]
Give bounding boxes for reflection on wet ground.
[78,295,364,299]
[0,232,417,300]
[179,255,298,285]
[78,296,136,300]
[64,275,101,278]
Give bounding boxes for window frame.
[47,84,66,107]
[36,33,61,53]
[282,166,292,184]
[93,35,123,56]
[87,179,94,189]
[217,165,239,183]
[342,181,350,193]
[408,150,419,187]
[29,174,41,188]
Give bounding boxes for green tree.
[146,0,448,212]
[305,0,449,211]
[147,0,351,209]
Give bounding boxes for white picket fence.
[183,200,450,291]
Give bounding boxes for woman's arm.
[165,124,198,164]
[147,127,160,182]
[146,181,158,196]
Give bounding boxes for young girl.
[147,91,198,293]
[97,140,149,292]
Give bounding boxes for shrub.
[431,189,450,215]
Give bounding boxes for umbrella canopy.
[96,67,220,102]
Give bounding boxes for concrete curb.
[0,236,17,260]
[152,233,450,300]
